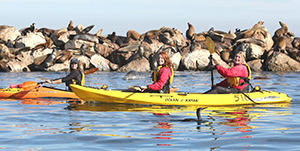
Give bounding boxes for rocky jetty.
[0,20,300,72]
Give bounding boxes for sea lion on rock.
[292,37,300,49]
[126,29,140,41]
[81,25,94,34]
[20,23,36,36]
[37,49,58,70]
[274,35,287,54]
[67,20,74,31]
[33,36,53,50]
[274,21,289,38]
[50,31,65,50]
[107,32,123,47]
[55,50,73,63]
[208,27,224,43]
[186,22,195,40]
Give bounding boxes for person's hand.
[45,79,52,84]
[140,86,147,92]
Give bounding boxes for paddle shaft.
[210,55,214,89]
[240,91,257,104]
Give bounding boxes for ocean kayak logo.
[253,96,279,102]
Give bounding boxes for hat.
[70,58,79,64]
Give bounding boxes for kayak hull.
[0,86,79,99]
[70,84,292,106]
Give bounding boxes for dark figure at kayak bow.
[140,51,174,93]
[204,51,251,94]
[45,58,85,91]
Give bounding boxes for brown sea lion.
[126,29,140,41]
[274,35,287,53]
[55,50,73,63]
[33,36,53,50]
[292,37,300,49]
[96,29,103,37]
[67,20,74,31]
[194,33,206,42]
[186,22,195,40]
[233,38,265,47]
[208,27,224,43]
[274,21,288,37]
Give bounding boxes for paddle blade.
[22,81,38,91]
[84,68,98,75]
[205,36,214,54]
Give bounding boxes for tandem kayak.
[70,84,292,106]
[0,85,79,99]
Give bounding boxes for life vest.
[153,66,174,84]
[228,64,251,87]
[152,66,174,93]
[71,72,85,86]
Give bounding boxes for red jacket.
[216,64,248,90]
[148,67,172,90]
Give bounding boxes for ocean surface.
[0,71,300,151]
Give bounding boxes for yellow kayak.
[70,84,292,106]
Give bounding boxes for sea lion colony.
[0,20,300,72]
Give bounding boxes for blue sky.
[1,0,299,37]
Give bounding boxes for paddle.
[22,68,99,91]
[130,86,142,92]
[205,36,214,89]
[239,90,258,104]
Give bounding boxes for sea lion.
[194,33,206,42]
[107,32,123,47]
[33,36,53,50]
[20,23,35,36]
[38,28,55,37]
[126,44,144,64]
[67,20,74,31]
[220,50,230,63]
[37,49,58,70]
[0,44,14,62]
[117,41,141,52]
[122,70,140,80]
[50,30,65,50]
[126,29,140,41]
[233,38,265,48]
[55,50,73,63]
[73,33,99,43]
[208,27,224,43]
[81,25,94,34]
[292,37,300,49]
[6,39,14,48]
[274,21,288,38]
[96,29,103,37]
[274,35,287,53]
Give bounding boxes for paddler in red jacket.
[140,51,174,93]
[204,51,251,94]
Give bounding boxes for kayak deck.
[0,86,79,99]
[70,85,292,106]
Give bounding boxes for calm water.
[0,71,300,151]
